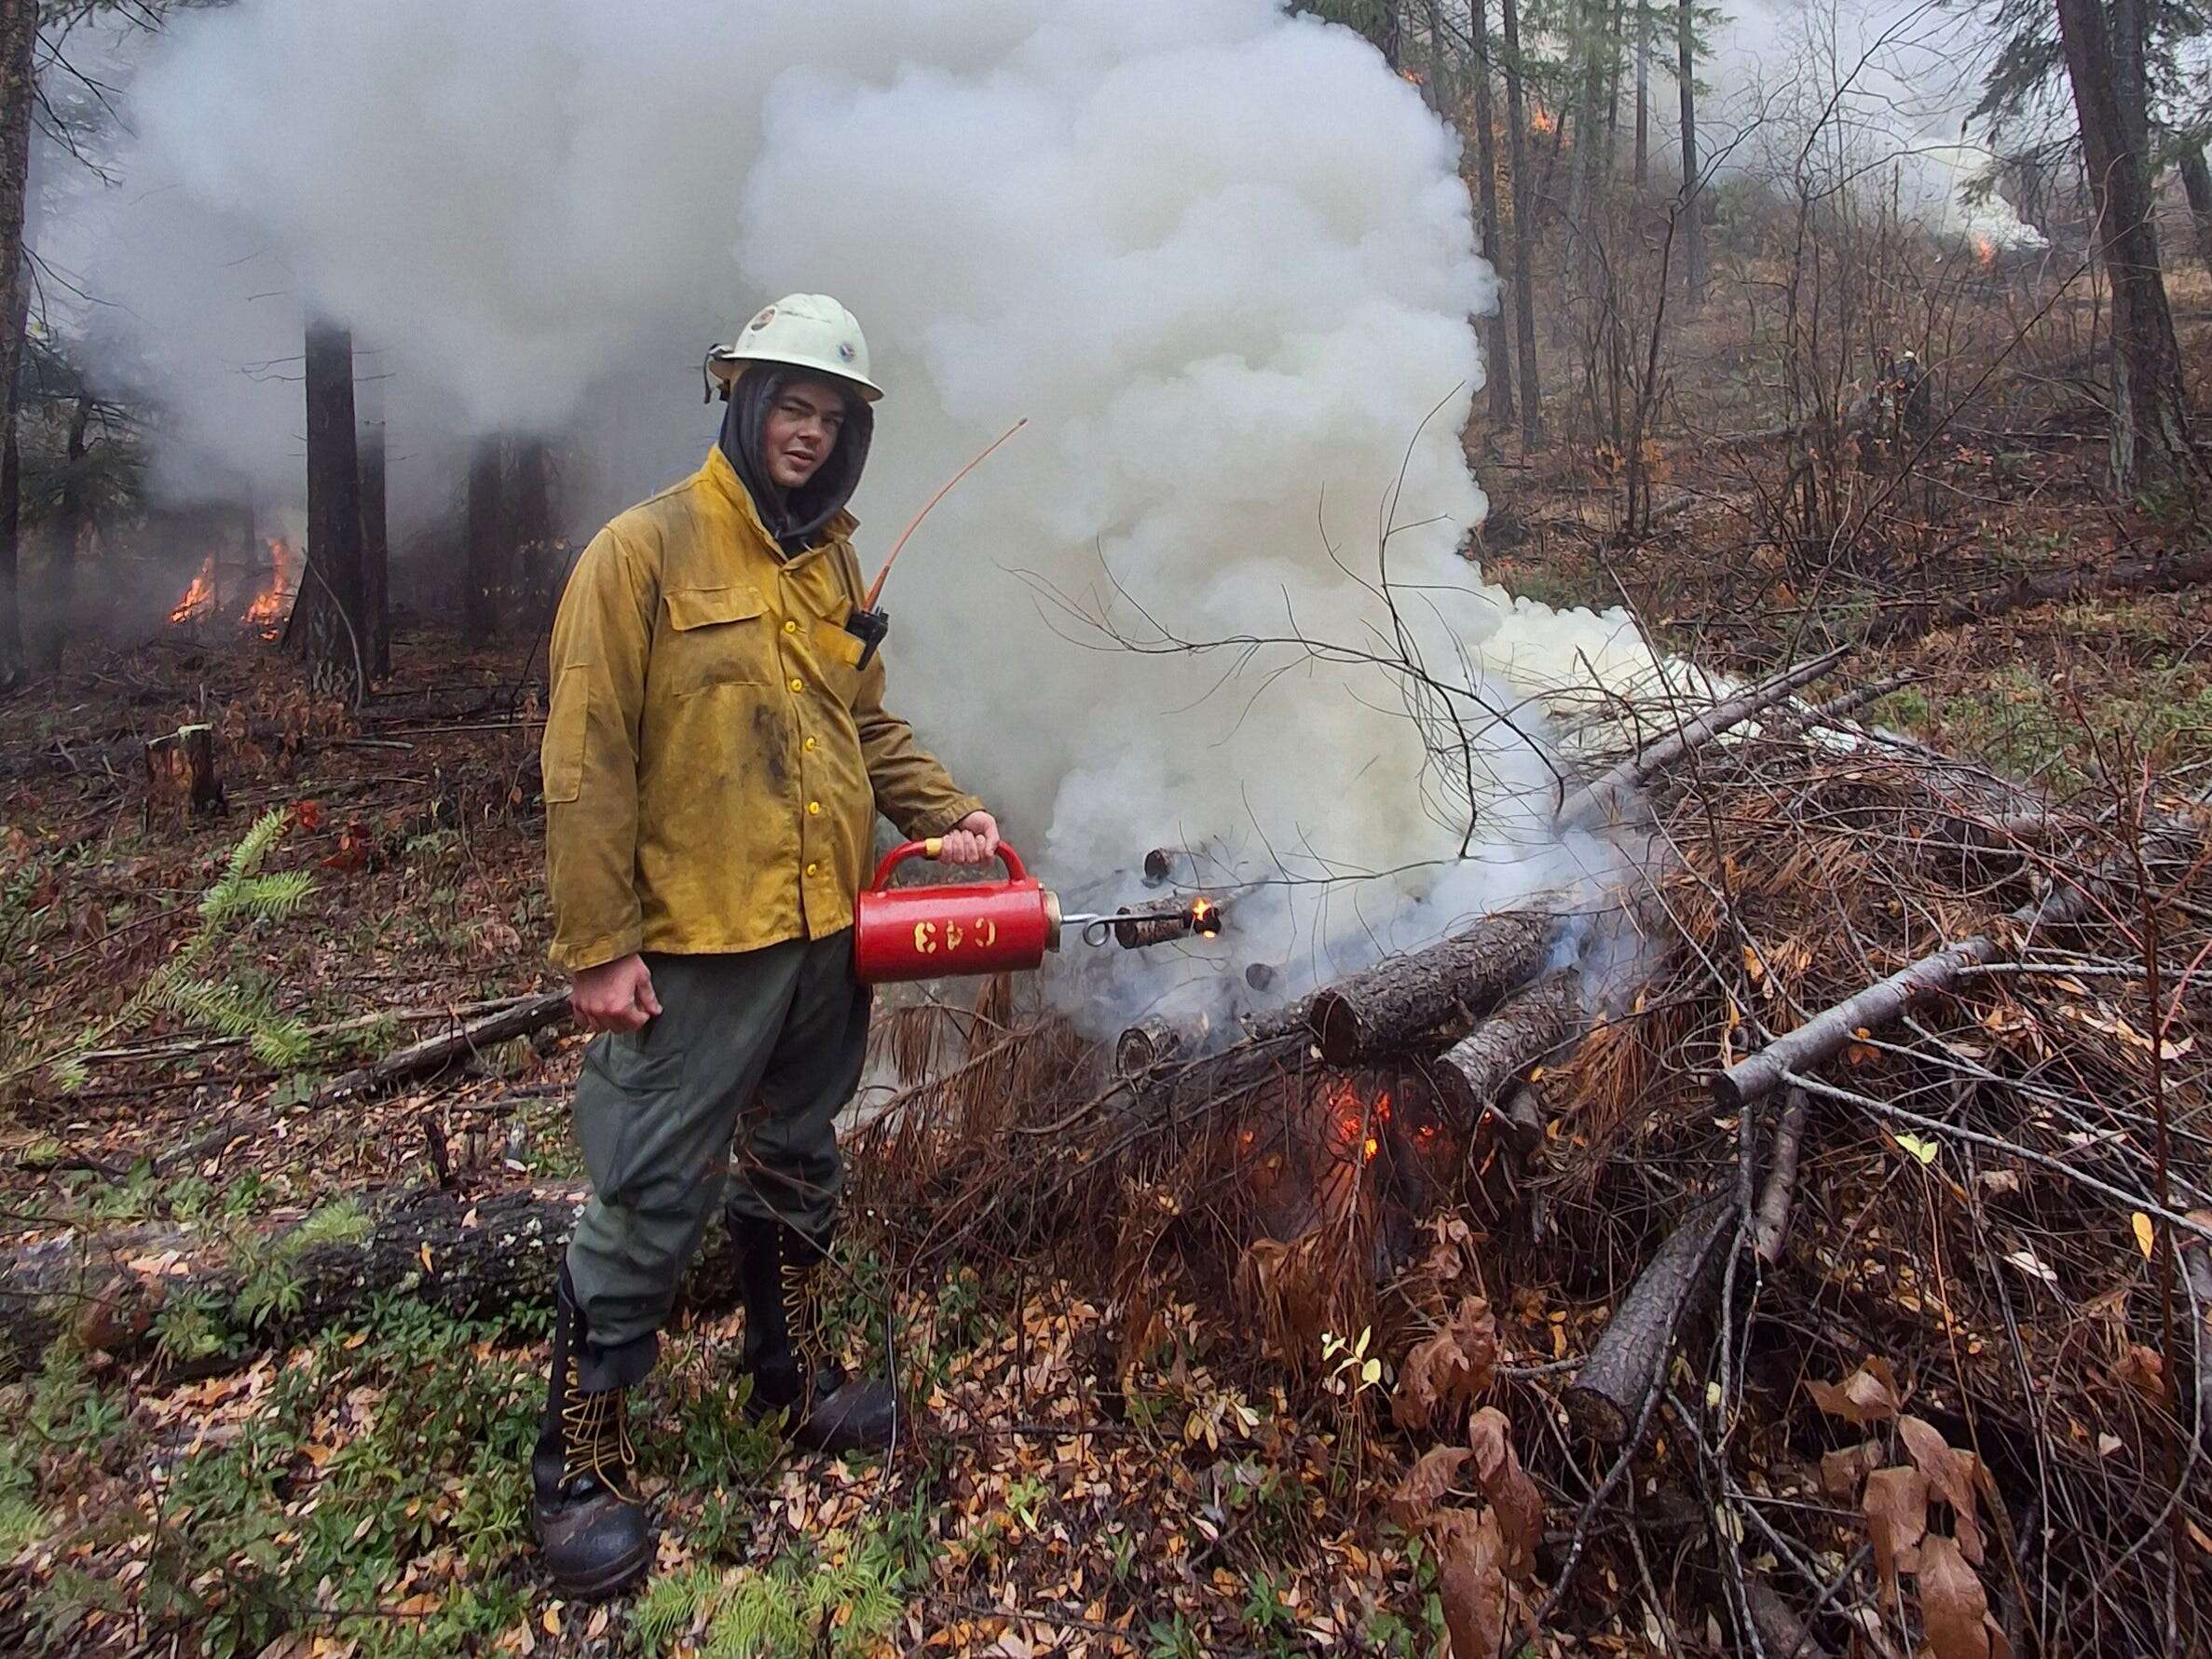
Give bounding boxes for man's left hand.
[937,810,1001,865]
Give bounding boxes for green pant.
[564,935,869,1391]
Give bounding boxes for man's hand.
[570,953,663,1034]
[936,809,1001,866]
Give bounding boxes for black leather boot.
[532,1268,653,1598]
[732,1215,899,1454]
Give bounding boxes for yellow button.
[802,736,816,752]
[805,863,818,877]
[784,619,798,633]
[807,800,821,815]
[788,677,803,693]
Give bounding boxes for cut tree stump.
[0,1185,742,1378]
[143,723,225,819]
[1432,970,1582,1126]
[1304,910,1555,1066]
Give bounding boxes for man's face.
[761,378,849,490]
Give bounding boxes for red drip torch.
[852,839,1224,985]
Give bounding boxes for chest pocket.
[662,584,773,696]
[812,616,866,706]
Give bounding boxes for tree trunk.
[1424,0,1450,112]
[2178,144,2212,279]
[512,435,555,619]
[1633,1,1650,187]
[1677,0,1704,309]
[1501,0,1545,445]
[1471,0,1516,424]
[2055,0,2195,492]
[35,393,88,672]
[300,320,367,698]
[464,435,511,637]
[1562,2,1608,265]
[1378,0,1402,71]
[357,361,390,680]
[0,0,34,691]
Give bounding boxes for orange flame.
[244,538,294,637]
[168,555,217,625]
[1528,104,1557,136]
[1972,235,1997,269]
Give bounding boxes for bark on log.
[1553,646,1850,832]
[0,1185,740,1379]
[314,989,570,1106]
[1305,910,1554,1066]
[1563,1201,1732,1444]
[1744,1572,1834,1659]
[1432,970,1582,1126]
[1715,793,2212,1110]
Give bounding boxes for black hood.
[717,365,874,559]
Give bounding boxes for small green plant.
[36,809,316,1090]
[632,1517,916,1658]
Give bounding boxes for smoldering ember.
[0,3,2209,1656]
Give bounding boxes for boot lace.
[562,1384,638,1503]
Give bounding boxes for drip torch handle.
[867,838,1030,890]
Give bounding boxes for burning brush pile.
[851,654,2212,1657]
[165,537,297,638]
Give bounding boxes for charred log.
[1114,1014,1188,1081]
[314,988,570,1106]
[1305,910,1555,1067]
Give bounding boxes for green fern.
[291,1197,372,1249]
[632,1567,726,1652]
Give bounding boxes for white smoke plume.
[79,0,1668,1031]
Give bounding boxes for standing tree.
[2178,141,2212,276]
[1470,0,1516,424]
[298,320,369,696]
[1502,0,1544,444]
[1633,0,1651,186]
[0,0,35,689]
[1676,0,1705,308]
[2055,0,2195,490]
[355,360,389,679]
[464,435,512,637]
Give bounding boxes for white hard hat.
[705,292,883,401]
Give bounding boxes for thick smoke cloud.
[85,0,1662,1029]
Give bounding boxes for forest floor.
[0,269,2208,1658]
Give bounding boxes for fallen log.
[1856,544,2212,653]
[1715,792,2212,1111]
[314,988,571,1106]
[1431,970,1581,1126]
[1563,1201,1732,1444]
[0,1185,738,1379]
[1553,646,1851,832]
[1305,910,1555,1066]
[1113,1014,1188,1081]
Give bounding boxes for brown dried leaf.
[1898,1415,1988,1565]
[1391,1296,1498,1433]
[1467,1407,1542,1580]
[1864,1464,1929,1590]
[1808,1356,1903,1424]
[2114,1343,2165,1407]
[1917,1534,1996,1659]
[1388,1446,1471,1529]
[1820,1441,1880,1501]
[1429,1508,1514,1659]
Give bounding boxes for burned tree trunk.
[1471,0,1515,426]
[1431,969,1580,1123]
[143,723,224,821]
[2055,0,2196,491]
[512,434,555,618]
[0,1186,747,1379]
[464,434,512,636]
[299,320,368,698]
[357,359,390,679]
[1632,0,1649,187]
[0,0,34,691]
[35,392,89,673]
[1306,910,1554,1065]
[1501,0,1544,446]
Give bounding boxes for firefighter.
[529,292,1000,1598]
